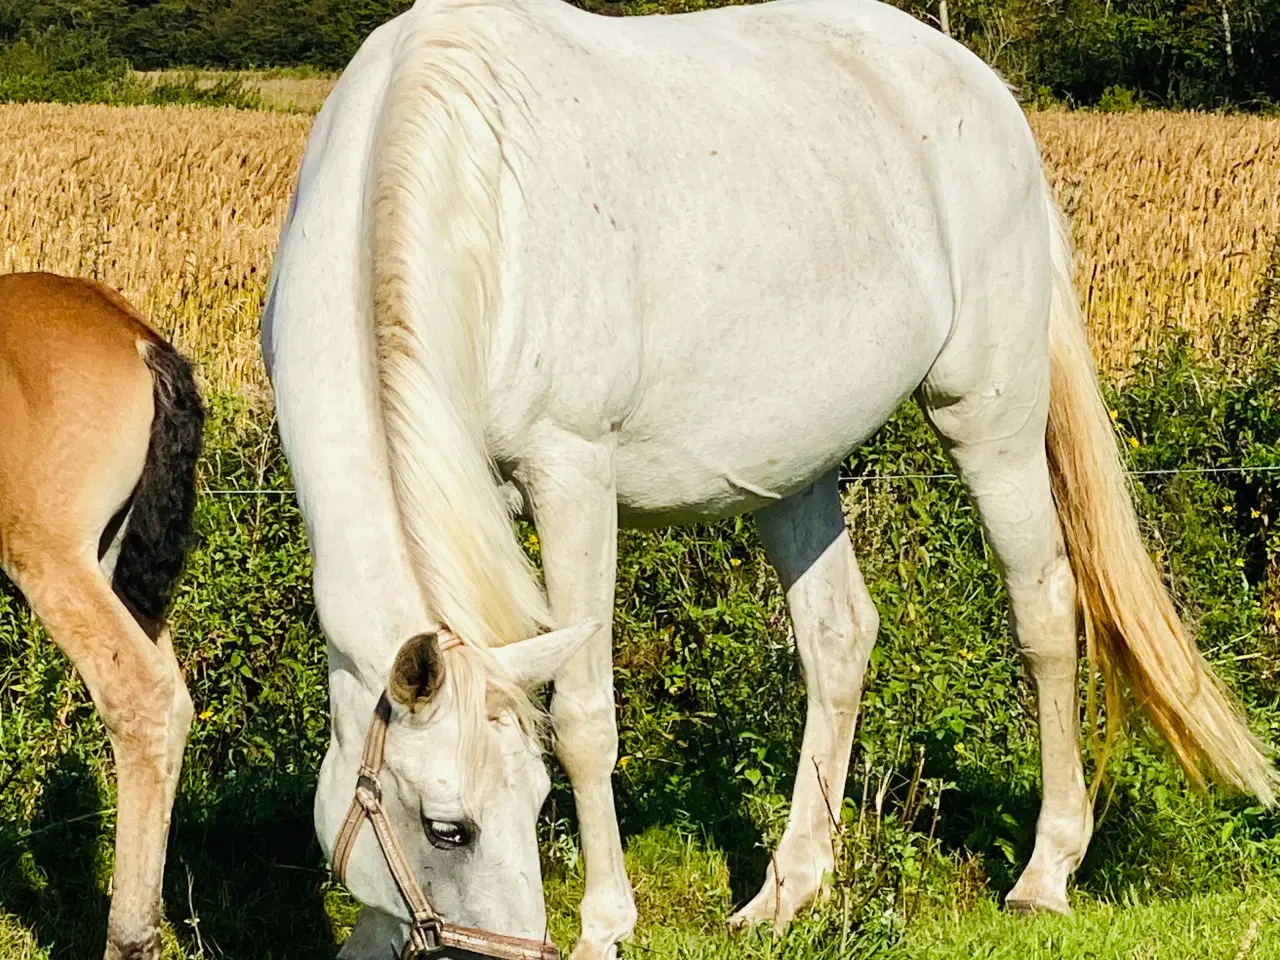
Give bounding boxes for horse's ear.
[390,632,445,710]
[491,620,603,688]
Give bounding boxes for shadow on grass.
[0,752,112,958]
[0,755,336,960]
[163,774,336,960]
[546,767,774,909]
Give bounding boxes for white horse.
[262,0,1278,955]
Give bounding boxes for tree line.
[1,0,1277,108]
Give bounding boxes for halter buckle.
[354,770,382,811]
[401,916,444,958]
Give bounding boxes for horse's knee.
[157,626,194,722]
[172,675,194,736]
[552,692,618,774]
[795,581,879,711]
[850,590,880,650]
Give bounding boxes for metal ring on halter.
[331,629,560,960]
[403,916,444,959]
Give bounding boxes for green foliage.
[0,0,413,71]
[1097,84,1145,113]
[900,882,1280,958]
[141,70,260,107]
[0,29,126,102]
[0,27,260,105]
[2,0,1280,108]
[6,340,1280,956]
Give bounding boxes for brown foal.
[0,272,204,960]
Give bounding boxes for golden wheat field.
[1,102,1278,400]
[0,103,310,401]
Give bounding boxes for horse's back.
[285,0,1051,524]
[485,0,1045,521]
[0,273,158,392]
[0,273,155,560]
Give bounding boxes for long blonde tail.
[1042,188,1278,804]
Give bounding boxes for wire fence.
[201,463,1280,498]
[837,464,1280,485]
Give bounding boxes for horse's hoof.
[728,899,789,938]
[568,941,617,960]
[1005,892,1071,916]
[104,934,163,960]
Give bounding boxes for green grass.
[4,823,1277,959]
[616,829,1280,960]
[559,826,1280,959]
[5,333,1280,958]
[902,890,1280,959]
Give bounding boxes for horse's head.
[327,622,600,956]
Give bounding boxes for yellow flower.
[199,708,214,721]
[729,558,742,568]
[1223,504,1235,514]
[1128,436,1140,449]
[618,755,632,769]
[1252,508,1262,519]
[527,533,539,548]
[1109,409,1119,421]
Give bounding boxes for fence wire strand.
[202,464,1280,498]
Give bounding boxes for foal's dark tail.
[111,338,205,639]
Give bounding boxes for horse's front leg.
[521,430,635,960]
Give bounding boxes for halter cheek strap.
[331,632,558,960]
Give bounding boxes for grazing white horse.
[262,0,1278,955]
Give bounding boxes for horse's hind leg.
[731,471,879,930]
[919,335,1091,914]
[0,277,202,958]
[13,554,193,958]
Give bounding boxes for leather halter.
[331,633,559,960]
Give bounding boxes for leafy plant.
[0,28,260,106]
[7,338,1280,955]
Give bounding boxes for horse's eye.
[427,820,473,850]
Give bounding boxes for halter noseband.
[330,632,559,960]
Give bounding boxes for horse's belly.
[615,429,858,527]
[613,336,937,526]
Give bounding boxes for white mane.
[368,0,550,741]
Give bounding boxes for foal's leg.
[919,383,1091,915]
[14,553,193,959]
[731,471,879,930]
[521,431,635,960]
